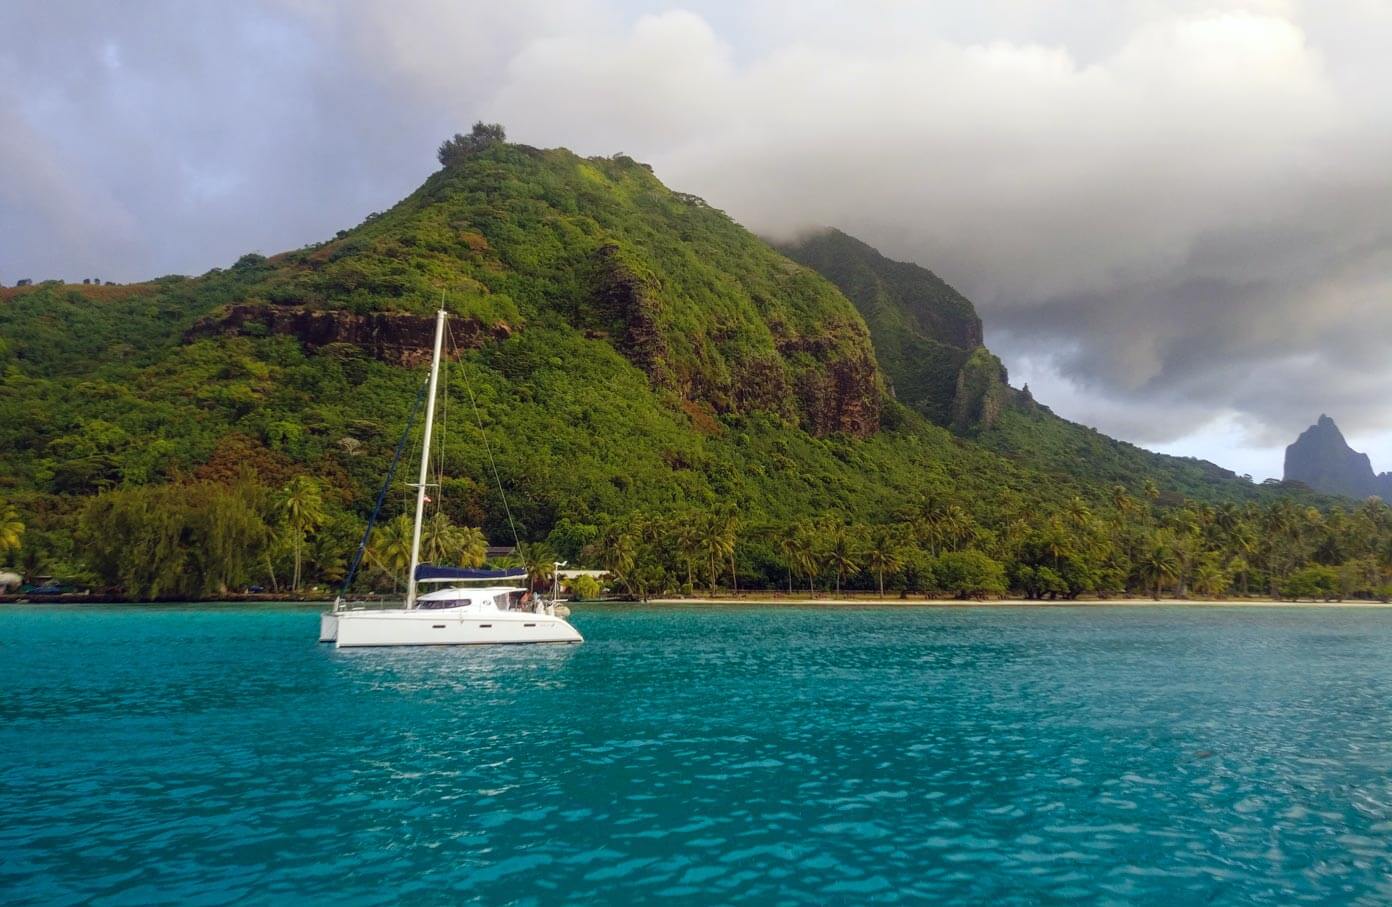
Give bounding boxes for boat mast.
[405,308,448,609]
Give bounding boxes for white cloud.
[458,3,1392,454]
[3,0,1390,468]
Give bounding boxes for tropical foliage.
[0,501,23,561]
[568,493,1392,603]
[0,134,1374,601]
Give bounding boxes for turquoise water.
[3,605,1392,904]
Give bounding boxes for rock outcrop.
[951,348,1018,433]
[1284,415,1392,499]
[185,303,512,365]
[590,243,674,389]
[778,336,881,437]
[587,241,879,438]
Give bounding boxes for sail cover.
[415,565,528,582]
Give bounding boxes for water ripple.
[3,604,1392,903]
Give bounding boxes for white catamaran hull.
[328,607,582,648]
[318,612,339,643]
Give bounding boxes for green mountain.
[779,227,1269,502]
[0,139,1032,573]
[776,228,982,427]
[0,131,1346,599]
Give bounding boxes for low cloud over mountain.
[3,1,1390,474]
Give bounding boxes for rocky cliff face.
[951,348,1020,433]
[1284,415,1392,498]
[777,335,881,436]
[586,241,880,436]
[777,228,1001,429]
[185,303,511,365]
[589,243,674,389]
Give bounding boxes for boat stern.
[318,611,339,643]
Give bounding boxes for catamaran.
[319,308,582,648]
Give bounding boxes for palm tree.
[420,514,488,567]
[421,512,463,566]
[1040,519,1073,571]
[1261,500,1303,593]
[713,505,740,594]
[700,511,736,596]
[864,525,904,598]
[1171,530,1200,597]
[1226,523,1257,595]
[280,476,327,591]
[1227,554,1252,597]
[914,497,949,557]
[823,524,861,596]
[938,504,976,553]
[1111,484,1135,517]
[915,516,945,558]
[585,526,635,592]
[673,518,702,590]
[776,532,802,595]
[998,516,1030,558]
[0,501,24,561]
[457,525,488,568]
[1215,502,1242,537]
[1064,496,1093,533]
[786,521,820,595]
[517,541,557,594]
[1191,555,1231,599]
[367,513,414,592]
[1137,533,1180,600]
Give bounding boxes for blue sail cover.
[415,565,528,582]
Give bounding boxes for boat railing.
[333,594,406,612]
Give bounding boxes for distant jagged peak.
[1285,415,1391,499]
[1295,413,1349,445]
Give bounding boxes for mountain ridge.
[776,228,983,428]
[777,226,1265,501]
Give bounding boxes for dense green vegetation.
[567,490,1392,602]
[0,131,1375,601]
[778,228,980,426]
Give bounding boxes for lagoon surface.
[3,604,1392,904]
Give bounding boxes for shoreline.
[4,594,1389,609]
[645,596,1392,608]
[0,592,335,606]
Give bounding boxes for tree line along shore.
[3,476,1389,604]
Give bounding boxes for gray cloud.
[2,0,1390,474]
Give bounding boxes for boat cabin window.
[419,598,469,610]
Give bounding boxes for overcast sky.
[3,0,1390,480]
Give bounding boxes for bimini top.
[415,565,528,583]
